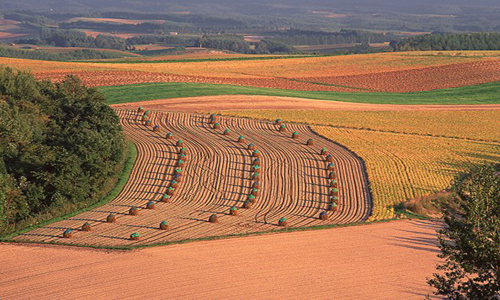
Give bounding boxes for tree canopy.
[0,68,125,236]
[428,164,500,299]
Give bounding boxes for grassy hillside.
[99,81,500,105]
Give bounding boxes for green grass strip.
[0,141,138,240]
[100,81,500,105]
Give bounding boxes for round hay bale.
[329,188,339,197]
[138,106,145,113]
[174,168,183,176]
[159,221,169,230]
[275,119,282,125]
[161,193,170,203]
[153,125,160,133]
[242,200,252,209]
[329,180,338,188]
[144,110,150,115]
[278,217,288,227]
[330,196,339,204]
[279,124,286,132]
[229,206,238,216]
[248,194,256,204]
[238,136,245,143]
[252,158,260,166]
[327,202,338,212]
[173,174,182,182]
[326,154,333,162]
[213,122,220,129]
[130,232,140,241]
[167,186,175,196]
[179,147,188,154]
[252,181,260,189]
[170,180,179,188]
[320,148,328,156]
[252,165,260,172]
[251,188,260,196]
[292,132,299,139]
[209,214,218,223]
[209,114,217,123]
[179,153,188,161]
[176,139,184,147]
[306,138,314,146]
[63,229,73,239]
[327,163,335,171]
[106,214,116,223]
[328,171,337,180]
[146,201,155,209]
[223,128,231,135]
[252,150,260,158]
[82,222,92,232]
[142,115,148,121]
[319,211,329,220]
[248,143,256,150]
[129,206,139,216]
[251,172,260,181]
[145,120,152,126]
[176,159,185,168]
[166,132,173,139]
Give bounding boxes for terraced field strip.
[14,110,371,246]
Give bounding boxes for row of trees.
[391,32,500,51]
[0,68,125,236]
[17,29,128,50]
[273,29,388,45]
[0,46,131,61]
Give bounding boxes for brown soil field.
[0,32,27,39]
[3,52,498,92]
[34,70,361,92]
[80,30,148,39]
[14,110,371,246]
[111,95,500,112]
[0,219,441,299]
[307,60,500,92]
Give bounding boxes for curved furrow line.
[15,109,371,246]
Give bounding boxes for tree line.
[391,32,500,51]
[272,29,388,45]
[0,68,126,236]
[0,46,131,61]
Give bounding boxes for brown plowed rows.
[34,70,361,92]
[14,110,371,246]
[306,60,500,92]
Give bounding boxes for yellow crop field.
[312,126,500,220]
[217,110,500,220]
[0,52,484,78]
[219,110,500,141]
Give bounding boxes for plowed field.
[0,219,441,299]
[14,110,371,246]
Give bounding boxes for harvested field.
[215,110,500,220]
[14,110,371,246]
[307,60,500,92]
[0,219,441,299]
[111,95,500,113]
[3,52,499,92]
[66,17,166,25]
[34,70,361,92]
[219,108,500,141]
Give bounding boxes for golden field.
[218,110,500,141]
[217,110,500,220]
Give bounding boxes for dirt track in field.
[111,95,500,112]
[14,110,371,246]
[1,219,442,299]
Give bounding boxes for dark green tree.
[428,164,500,299]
